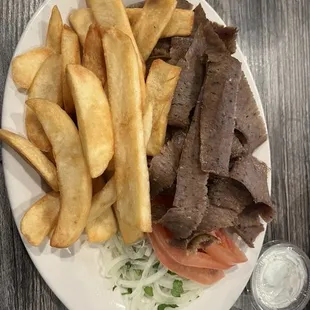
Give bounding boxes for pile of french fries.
[4,0,192,248]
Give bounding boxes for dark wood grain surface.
[1,0,310,309]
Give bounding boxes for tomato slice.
[148,232,224,285]
[152,224,231,270]
[216,229,247,263]
[205,230,247,265]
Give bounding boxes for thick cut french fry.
[83,25,106,85]
[87,178,117,243]
[0,129,59,191]
[86,207,117,243]
[126,8,194,38]
[102,28,151,232]
[61,25,81,114]
[88,0,146,111]
[87,0,133,41]
[25,108,51,152]
[12,47,54,89]
[21,192,60,246]
[67,65,114,178]
[87,177,116,224]
[87,0,144,68]
[28,53,63,106]
[26,98,92,248]
[146,60,181,156]
[46,6,63,53]
[26,53,63,152]
[132,0,177,60]
[69,8,95,47]
[143,95,153,147]
[114,207,144,244]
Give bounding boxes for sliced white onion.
[99,234,203,310]
[105,254,129,277]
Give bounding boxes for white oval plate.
[2,0,271,309]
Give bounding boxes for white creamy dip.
[252,245,308,309]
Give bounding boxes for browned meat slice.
[147,38,172,72]
[230,155,274,222]
[200,56,242,176]
[149,130,186,197]
[235,75,267,152]
[208,177,253,213]
[231,135,246,159]
[211,22,238,54]
[169,37,193,65]
[183,177,254,244]
[193,4,206,33]
[161,103,208,239]
[169,4,205,66]
[196,205,237,233]
[168,24,207,127]
[152,204,171,223]
[170,21,235,66]
[168,20,230,128]
[234,225,264,248]
[233,205,265,247]
[149,38,171,60]
[203,21,228,62]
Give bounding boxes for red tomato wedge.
[152,224,231,270]
[205,230,247,265]
[204,243,240,266]
[148,232,224,285]
[216,229,248,263]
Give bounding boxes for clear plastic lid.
[249,241,310,310]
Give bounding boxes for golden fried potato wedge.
[127,8,194,38]
[28,53,63,106]
[26,98,92,248]
[67,65,114,178]
[86,207,117,243]
[0,129,58,191]
[88,0,146,102]
[21,192,60,246]
[12,47,54,89]
[132,0,177,60]
[143,94,153,146]
[102,28,151,232]
[69,8,95,47]
[61,25,81,114]
[87,177,116,224]
[146,60,181,155]
[82,25,106,85]
[87,0,132,38]
[25,108,51,152]
[114,207,144,244]
[26,53,63,152]
[87,0,143,66]
[87,177,117,243]
[46,6,63,53]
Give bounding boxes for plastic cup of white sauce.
[249,241,310,310]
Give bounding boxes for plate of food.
[1,0,274,309]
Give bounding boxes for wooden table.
[0,0,309,309]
